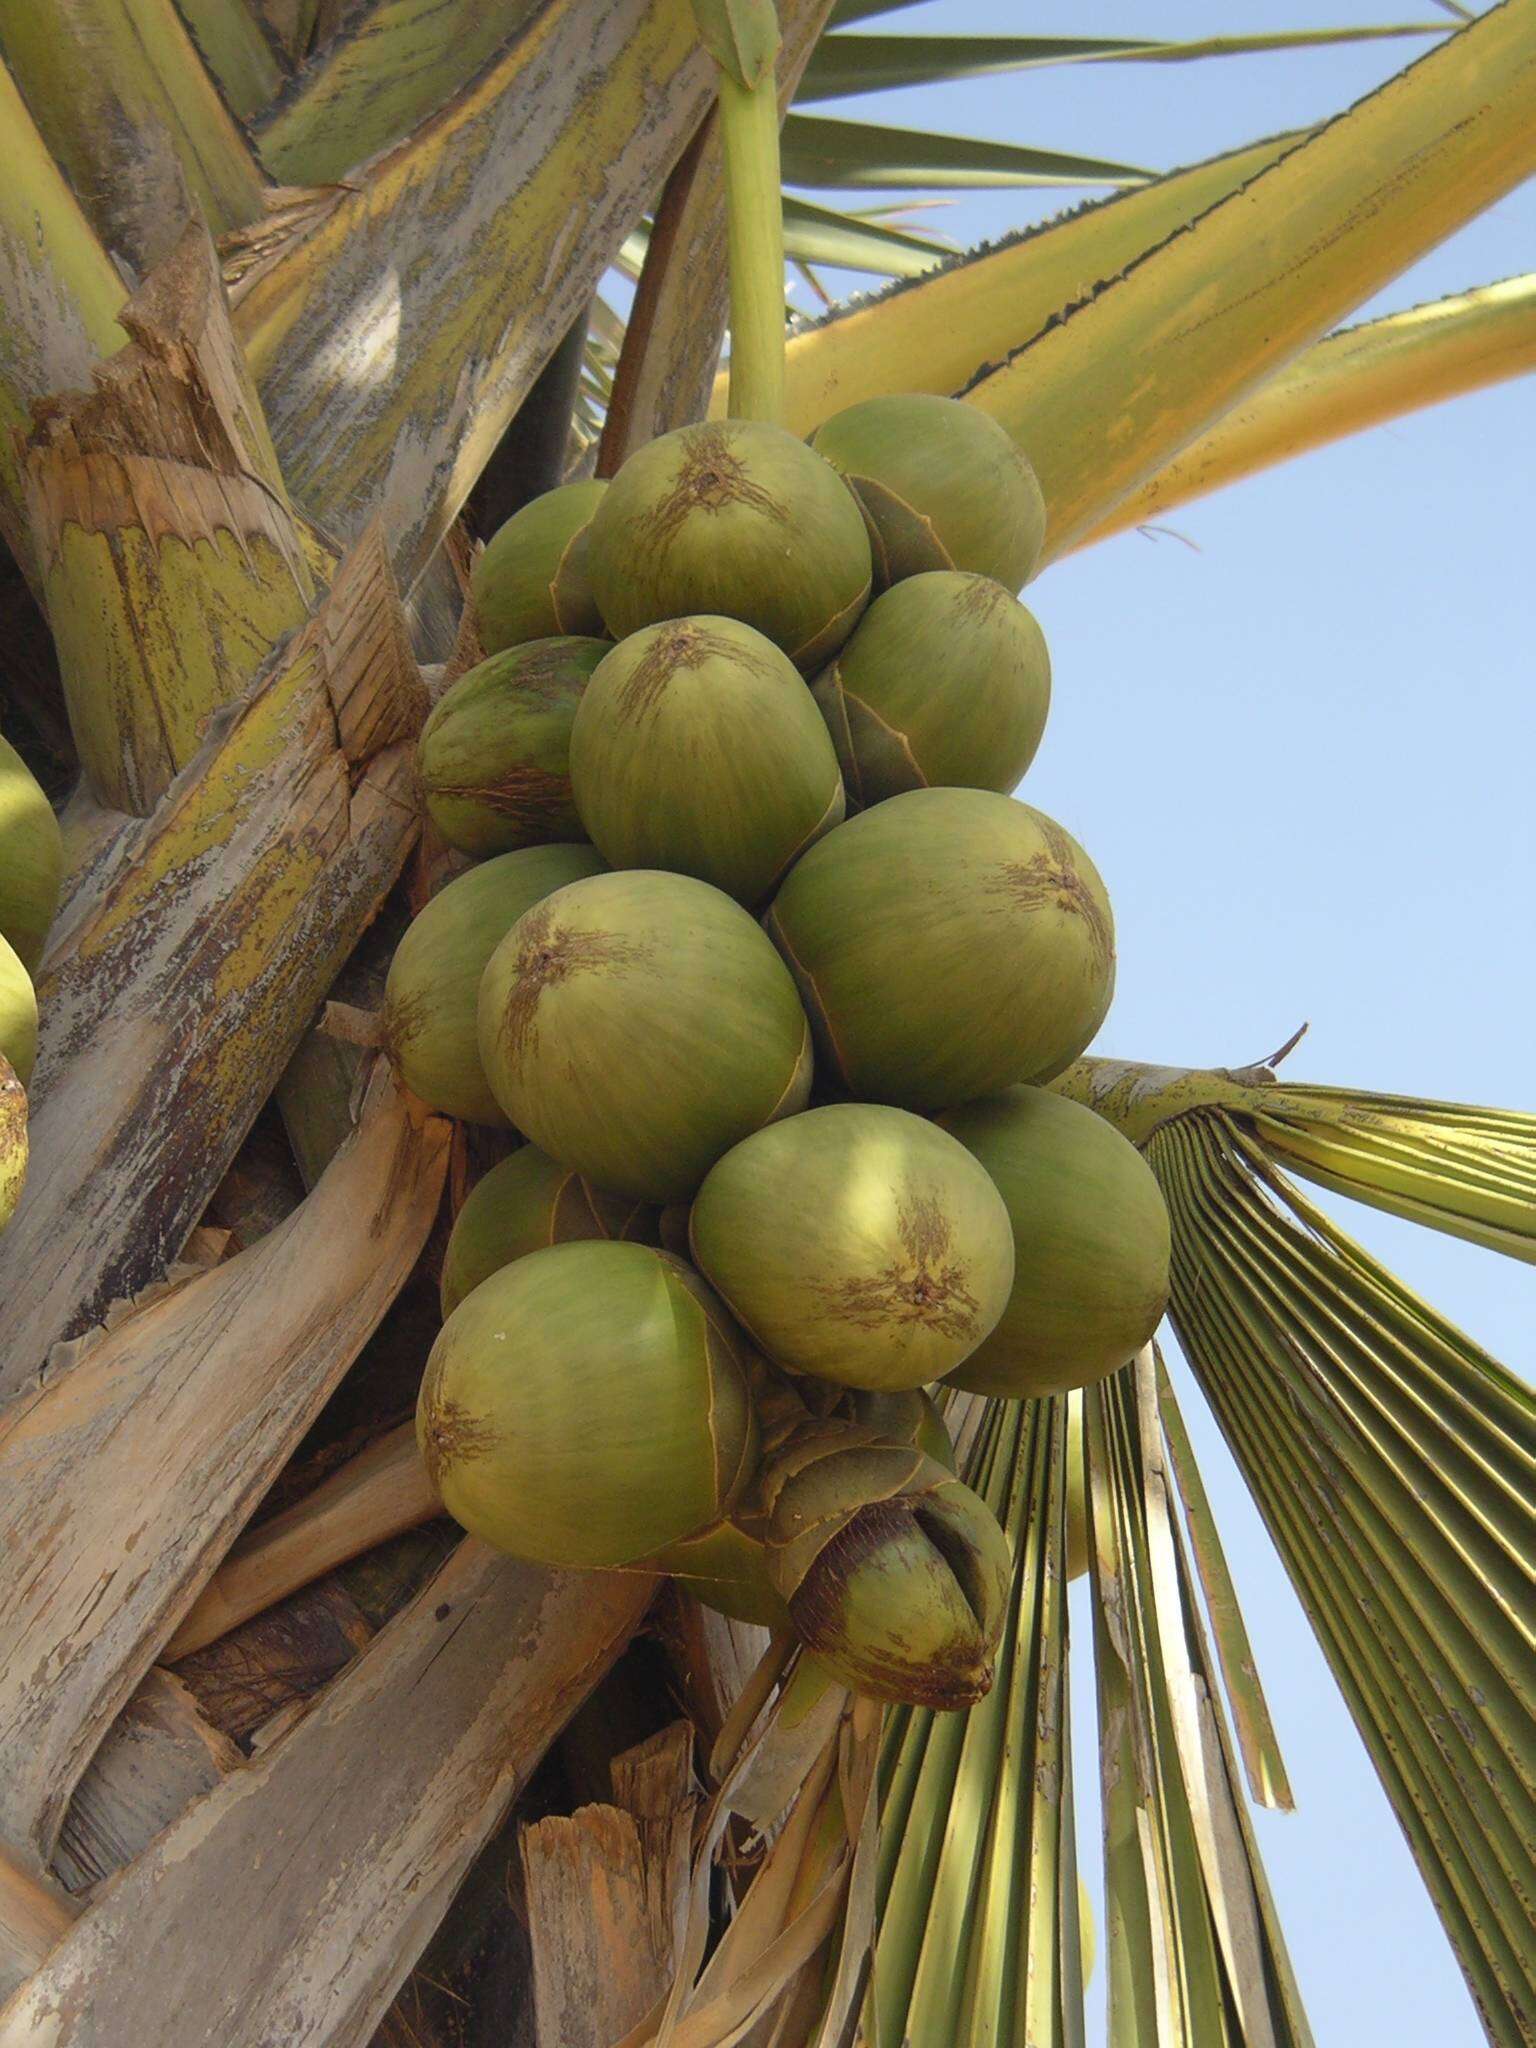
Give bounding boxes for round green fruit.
[381,842,605,1126]
[440,1145,662,1319]
[569,616,844,905]
[0,734,62,973]
[690,1103,1014,1392]
[939,1086,1170,1398]
[648,1516,790,1631]
[479,868,812,1202]
[0,932,38,1088]
[843,1386,955,1472]
[471,480,608,653]
[808,393,1045,593]
[812,571,1049,808]
[586,420,871,672]
[418,1241,758,1568]
[417,637,606,857]
[767,787,1114,1111]
[761,1422,1010,1708]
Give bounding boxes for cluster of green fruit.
[0,733,62,1231]
[386,394,1170,1709]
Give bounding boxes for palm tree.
[0,2,1531,2043]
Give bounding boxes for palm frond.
[1079,275,1536,551]
[1249,1084,1536,1264]
[783,193,949,274]
[1148,1112,1536,2046]
[873,1394,1082,2042]
[951,2,1536,557]
[1060,1056,1536,1264]
[781,112,1146,191]
[1155,1356,1295,1811]
[766,133,1302,424]
[1086,1350,1313,2046]
[799,26,1446,103]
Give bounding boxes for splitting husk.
[417,636,607,857]
[470,479,609,652]
[842,1386,956,1473]
[811,570,1050,809]
[760,1420,1010,1708]
[440,1145,664,1319]
[417,1241,759,1567]
[808,393,1046,594]
[646,1515,791,1632]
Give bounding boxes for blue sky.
[795,6,1534,2043]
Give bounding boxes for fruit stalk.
[692,1,786,424]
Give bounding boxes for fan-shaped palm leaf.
[1142,1112,1535,2045]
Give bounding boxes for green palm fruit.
[585,419,872,672]
[760,1421,1010,1708]
[808,393,1046,593]
[478,868,812,1202]
[0,1055,26,1233]
[417,637,607,857]
[938,1086,1170,1399]
[470,480,608,652]
[690,1103,1014,1391]
[843,1386,956,1473]
[381,842,606,1125]
[1065,1390,1089,1581]
[418,1241,758,1568]
[811,572,1049,809]
[767,787,1114,1111]
[0,932,38,1088]
[0,733,63,973]
[647,1516,791,1632]
[440,1144,661,1319]
[569,616,844,905]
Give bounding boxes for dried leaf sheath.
[0,528,426,1385]
[0,0,268,275]
[0,1545,654,2048]
[0,1068,449,1868]
[235,0,719,588]
[22,228,314,815]
[0,60,126,576]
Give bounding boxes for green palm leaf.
[781,111,1147,190]
[799,26,1445,103]
[1061,1057,1536,1264]
[874,1394,1083,2042]
[1085,1351,1312,2046]
[782,192,949,274]
[1148,1112,1536,2046]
